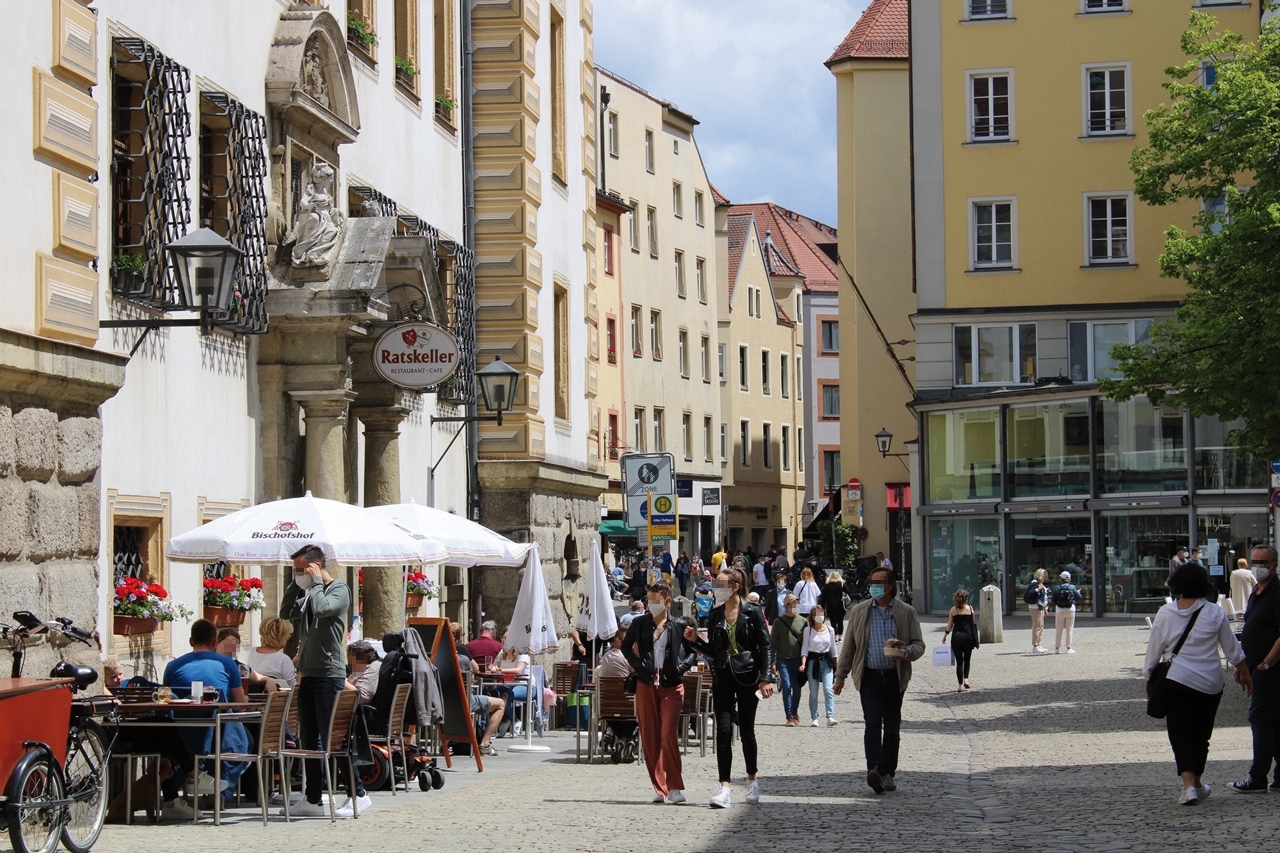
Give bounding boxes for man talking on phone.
[834,568,925,796]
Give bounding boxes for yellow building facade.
[910,1,1265,615]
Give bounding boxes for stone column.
[355,405,411,639]
[290,390,356,502]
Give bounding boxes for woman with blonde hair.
[800,604,838,726]
[943,589,980,691]
[822,570,848,641]
[793,566,822,616]
[1026,569,1050,654]
[247,616,297,688]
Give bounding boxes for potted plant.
[404,571,437,610]
[434,92,456,120]
[113,577,191,635]
[347,11,378,51]
[607,349,617,364]
[112,252,146,294]
[395,56,419,89]
[201,575,265,627]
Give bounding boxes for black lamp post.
[875,427,909,459]
[432,356,521,427]
[100,224,242,354]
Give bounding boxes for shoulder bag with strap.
[1146,605,1203,719]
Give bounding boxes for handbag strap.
[1168,605,1204,660]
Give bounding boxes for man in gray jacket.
[281,545,368,817]
[834,567,925,795]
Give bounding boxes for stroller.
[360,632,444,792]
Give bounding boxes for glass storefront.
[1009,515,1091,610]
[1098,396,1187,494]
[1007,402,1091,498]
[927,517,1001,607]
[1194,417,1269,491]
[1197,508,1270,593]
[1101,512,1188,613]
[926,409,1000,502]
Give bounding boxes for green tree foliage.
[816,520,860,569]
[1104,11,1280,457]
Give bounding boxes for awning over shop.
[599,519,638,538]
[803,500,833,538]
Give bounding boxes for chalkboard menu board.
[408,617,484,771]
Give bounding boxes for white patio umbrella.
[502,543,558,754]
[365,501,530,567]
[575,539,618,653]
[165,492,449,566]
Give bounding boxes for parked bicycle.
[0,612,117,853]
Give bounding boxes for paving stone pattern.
[91,617,1276,853]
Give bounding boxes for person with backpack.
[1024,569,1050,654]
[769,594,806,726]
[1053,570,1084,654]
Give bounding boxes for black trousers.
[1165,678,1223,777]
[954,647,973,684]
[711,670,759,782]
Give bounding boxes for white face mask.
[648,601,667,617]
[1253,564,1273,583]
[294,571,308,585]
[713,588,734,605]
[814,614,825,625]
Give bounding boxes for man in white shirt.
[1231,557,1257,613]
[876,552,893,571]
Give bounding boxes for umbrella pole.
[507,658,549,753]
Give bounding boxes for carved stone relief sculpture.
[287,162,344,267]
[301,41,330,109]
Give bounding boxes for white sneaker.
[666,789,686,805]
[334,794,372,818]
[1066,648,1077,654]
[745,780,760,804]
[1197,784,1211,801]
[1055,649,1061,654]
[709,787,731,809]
[827,717,838,727]
[283,799,328,817]
[652,795,665,804]
[512,720,523,736]
[166,798,194,819]
[810,718,820,727]
[1179,786,1199,806]
[191,772,228,795]
[1033,646,1048,654]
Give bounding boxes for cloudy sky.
[594,0,872,228]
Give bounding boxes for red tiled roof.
[710,183,730,206]
[728,202,839,293]
[827,0,909,65]
[727,213,798,328]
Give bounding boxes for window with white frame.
[781,425,791,471]
[630,305,642,355]
[704,416,713,461]
[650,310,662,358]
[780,353,789,398]
[647,206,658,257]
[969,72,1011,141]
[968,0,1009,19]
[678,330,689,376]
[971,199,1015,268]
[738,345,748,389]
[672,182,683,218]
[796,356,803,401]
[822,450,841,493]
[1082,0,1126,10]
[1084,64,1129,135]
[1067,319,1151,381]
[740,420,750,466]
[762,423,773,469]
[797,427,804,472]
[701,335,710,382]
[653,408,665,451]
[633,408,645,451]
[954,323,1037,385]
[628,201,640,251]
[607,111,618,157]
[644,129,654,172]
[821,384,840,419]
[1085,193,1132,264]
[694,191,705,226]
[720,423,728,461]
[675,250,686,298]
[821,320,839,354]
[696,258,707,303]
[718,343,726,382]
[761,350,770,394]
[1203,195,1229,235]
[682,412,692,460]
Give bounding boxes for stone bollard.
[979,584,1004,644]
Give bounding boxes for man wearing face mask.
[622,581,697,804]
[764,570,791,623]
[834,567,925,795]
[1231,545,1280,793]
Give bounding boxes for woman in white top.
[800,605,837,727]
[793,567,822,616]
[1143,563,1252,805]
[245,616,296,688]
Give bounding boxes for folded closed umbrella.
[504,544,560,656]
[575,539,618,642]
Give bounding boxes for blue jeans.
[776,658,803,719]
[807,658,835,720]
[859,668,903,775]
[297,676,364,803]
[1248,666,1280,783]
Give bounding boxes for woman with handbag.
[1143,563,1252,805]
[685,564,775,809]
[943,589,980,692]
[800,604,838,726]
[793,566,822,616]
[622,580,697,804]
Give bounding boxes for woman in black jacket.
[686,564,774,809]
[623,580,697,804]
[822,571,848,641]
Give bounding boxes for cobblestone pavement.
[87,616,1276,853]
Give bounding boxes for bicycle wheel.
[60,720,107,853]
[6,751,65,853]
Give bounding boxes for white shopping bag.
[931,646,954,667]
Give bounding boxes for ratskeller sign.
[372,322,461,390]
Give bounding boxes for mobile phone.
[11,611,45,631]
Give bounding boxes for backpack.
[1052,584,1075,609]
[1023,581,1040,605]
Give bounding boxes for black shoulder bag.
[1146,606,1203,719]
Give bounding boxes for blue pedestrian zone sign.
[1272,460,1280,475]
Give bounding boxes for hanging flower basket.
[405,592,424,610]
[113,615,160,636]
[202,605,247,628]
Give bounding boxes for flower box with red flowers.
[113,576,192,634]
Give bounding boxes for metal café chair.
[280,690,360,822]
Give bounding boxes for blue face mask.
[868,584,886,600]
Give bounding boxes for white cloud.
[595,0,871,227]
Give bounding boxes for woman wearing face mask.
[794,567,822,616]
[769,593,806,726]
[685,565,774,809]
[800,605,838,726]
[622,581,696,804]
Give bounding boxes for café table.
[116,700,264,825]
